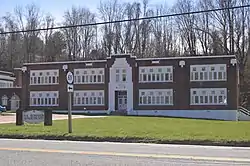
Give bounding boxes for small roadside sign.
[67,84,74,92]
[66,71,74,84]
[66,71,74,133]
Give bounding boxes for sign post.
[66,71,74,133]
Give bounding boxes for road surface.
[0,139,249,166]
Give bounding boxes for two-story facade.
[20,54,239,120]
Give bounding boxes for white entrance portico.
[108,57,133,114]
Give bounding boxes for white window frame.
[73,90,105,106]
[30,91,59,106]
[0,80,13,88]
[74,68,104,84]
[190,88,227,105]
[30,70,59,85]
[139,89,173,106]
[139,66,173,83]
[114,68,127,83]
[190,64,227,82]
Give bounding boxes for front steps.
[109,111,127,116]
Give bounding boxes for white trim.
[139,89,173,106]
[190,88,227,105]
[30,91,59,107]
[62,65,68,71]
[108,58,133,112]
[73,90,105,106]
[139,66,173,83]
[179,60,185,67]
[230,58,237,66]
[14,68,22,70]
[136,55,235,61]
[74,68,104,84]
[85,63,93,66]
[0,75,15,81]
[0,70,13,75]
[21,66,27,72]
[152,60,160,64]
[23,55,235,66]
[0,80,14,88]
[30,69,59,85]
[190,64,227,82]
[24,59,107,66]
[107,54,136,59]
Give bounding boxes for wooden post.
[44,109,53,126]
[16,109,23,126]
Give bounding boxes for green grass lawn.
[0,116,250,144]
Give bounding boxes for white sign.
[23,110,44,124]
[66,71,74,84]
[67,84,74,92]
[116,84,126,90]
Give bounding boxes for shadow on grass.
[52,113,229,121]
[52,112,107,116]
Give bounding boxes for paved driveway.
[0,113,106,124]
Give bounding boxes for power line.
[0,4,250,35]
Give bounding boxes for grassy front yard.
[0,116,249,145]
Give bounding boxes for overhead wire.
[0,4,249,35]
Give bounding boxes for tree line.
[0,0,249,107]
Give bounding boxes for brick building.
[19,54,239,120]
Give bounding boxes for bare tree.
[14,3,43,63]
[63,6,96,60]
[99,0,122,56]
[173,0,197,55]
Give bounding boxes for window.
[0,80,13,88]
[190,64,227,82]
[139,89,173,105]
[30,70,59,85]
[116,73,120,82]
[30,91,59,106]
[114,68,127,82]
[74,68,104,84]
[139,66,173,83]
[73,90,104,106]
[190,88,227,105]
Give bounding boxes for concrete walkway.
[0,113,106,124]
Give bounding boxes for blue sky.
[0,0,176,22]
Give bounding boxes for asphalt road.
[0,139,249,166]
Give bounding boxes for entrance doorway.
[115,91,127,112]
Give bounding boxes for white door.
[10,94,20,111]
[118,95,127,111]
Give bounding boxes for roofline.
[23,59,107,66]
[0,70,14,75]
[14,68,22,70]
[23,54,236,66]
[0,75,16,81]
[136,55,236,61]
